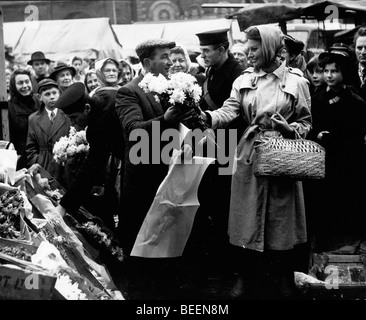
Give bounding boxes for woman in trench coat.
[201,25,312,299]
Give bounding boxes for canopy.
[10,17,123,66]
[112,18,244,58]
[232,0,366,31]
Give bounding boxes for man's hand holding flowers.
[163,105,196,124]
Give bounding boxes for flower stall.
[0,163,125,300]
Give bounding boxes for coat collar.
[49,110,67,140]
[37,108,67,140]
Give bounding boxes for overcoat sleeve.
[25,114,39,167]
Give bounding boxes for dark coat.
[306,86,366,250]
[115,73,179,255]
[60,87,124,226]
[188,53,244,263]
[26,107,71,185]
[201,52,244,112]
[8,92,41,170]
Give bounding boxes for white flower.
[138,71,202,110]
[53,126,90,165]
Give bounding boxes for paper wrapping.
[131,151,215,258]
[0,149,18,185]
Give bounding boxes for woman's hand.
[270,112,295,138]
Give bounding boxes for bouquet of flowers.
[53,127,90,166]
[138,72,209,131]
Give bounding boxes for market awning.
[11,17,124,66]
[230,0,366,31]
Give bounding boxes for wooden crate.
[308,254,366,299]
[0,265,56,300]
[0,238,56,300]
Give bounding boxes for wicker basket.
[253,137,325,179]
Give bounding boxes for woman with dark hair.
[200,25,312,299]
[84,69,100,93]
[305,56,327,95]
[306,50,366,253]
[8,69,41,170]
[118,59,135,87]
[281,34,307,73]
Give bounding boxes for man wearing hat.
[27,51,51,83]
[55,82,124,231]
[190,29,245,283]
[49,62,76,94]
[115,39,193,256]
[115,39,194,298]
[26,78,71,186]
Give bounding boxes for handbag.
[253,131,325,179]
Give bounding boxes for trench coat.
[207,61,312,252]
[26,107,71,185]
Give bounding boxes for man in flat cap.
[26,79,71,186]
[55,82,124,231]
[188,28,245,288]
[115,39,194,297]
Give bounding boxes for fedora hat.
[49,62,76,81]
[27,51,51,65]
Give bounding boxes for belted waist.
[236,125,282,165]
[39,144,54,152]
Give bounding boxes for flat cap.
[54,82,88,114]
[135,39,176,61]
[37,78,59,94]
[196,28,229,46]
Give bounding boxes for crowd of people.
[2,24,366,300]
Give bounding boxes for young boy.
[26,78,71,186]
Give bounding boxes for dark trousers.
[184,162,234,275]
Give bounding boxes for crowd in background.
[2,24,366,300]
